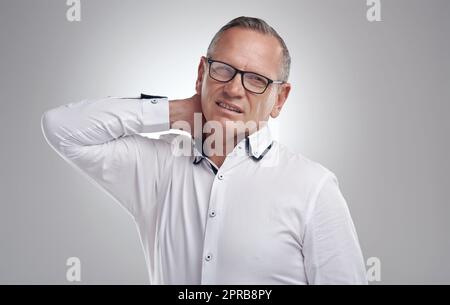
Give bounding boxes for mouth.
[215,101,243,114]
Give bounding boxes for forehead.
[211,27,283,78]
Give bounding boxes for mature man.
[41,16,368,284]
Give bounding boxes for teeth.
[218,102,241,113]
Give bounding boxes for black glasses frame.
[206,57,284,94]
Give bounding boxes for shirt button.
[205,253,213,261]
[150,99,158,104]
[209,210,216,217]
[218,174,224,180]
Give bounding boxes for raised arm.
[41,95,173,218]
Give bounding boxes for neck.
[201,131,239,168]
[201,122,267,168]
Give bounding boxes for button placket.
[200,170,225,284]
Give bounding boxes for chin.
[206,116,231,128]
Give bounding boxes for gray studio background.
[1,0,449,284]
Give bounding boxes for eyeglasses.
[206,57,285,94]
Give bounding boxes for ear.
[270,83,291,118]
[195,56,207,95]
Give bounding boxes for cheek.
[261,91,278,115]
[248,97,275,119]
[201,77,219,101]
[200,83,219,119]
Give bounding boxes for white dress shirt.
[41,94,368,285]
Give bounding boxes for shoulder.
[272,141,337,183]
[268,141,339,204]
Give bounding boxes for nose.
[223,72,246,98]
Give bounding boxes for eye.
[212,63,234,77]
[245,73,268,88]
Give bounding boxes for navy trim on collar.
[192,137,273,165]
[246,137,273,162]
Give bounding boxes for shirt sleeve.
[302,173,368,284]
[40,96,172,219]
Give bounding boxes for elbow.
[41,108,64,152]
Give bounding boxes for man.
[41,16,368,284]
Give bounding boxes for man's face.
[195,27,291,133]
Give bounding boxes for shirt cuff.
[141,96,170,133]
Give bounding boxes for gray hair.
[206,16,291,82]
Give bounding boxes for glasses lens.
[243,73,269,94]
[210,62,235,82]
[208,59,270,94]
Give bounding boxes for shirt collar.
[192,124,274,164]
